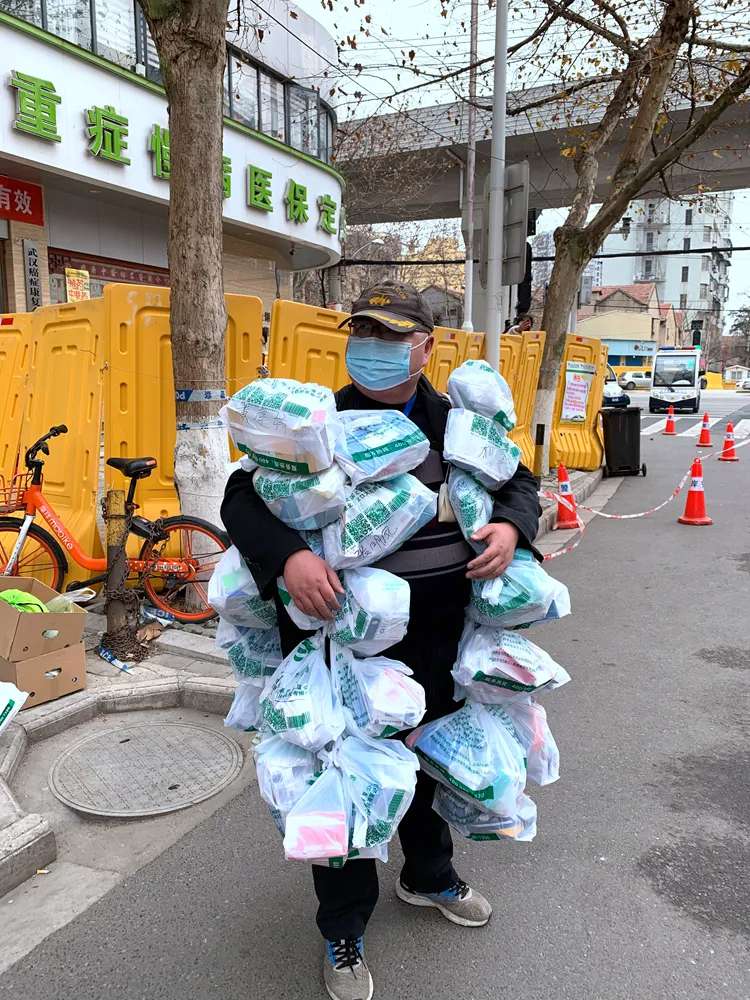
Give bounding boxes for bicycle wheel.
[0,518,68,591]
[139,515,228,624]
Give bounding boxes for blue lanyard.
[402,394,417,417]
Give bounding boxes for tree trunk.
[534,229,589,474]
[142,1,230,525]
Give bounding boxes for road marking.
[733,419,750,440]
[641,418,668,435]
[677,417,720,437]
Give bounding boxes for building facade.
[0,3,343,313]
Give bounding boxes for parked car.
[737,377,750,393]
[603,366,630,407]
[618,370,652,390]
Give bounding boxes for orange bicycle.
[0,425,228,623]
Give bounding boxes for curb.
[0,674,236,899]
[536,468,603,539]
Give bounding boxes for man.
[221,281,541,1000]
[508,313,534,334]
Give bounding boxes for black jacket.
[221,375,542,602]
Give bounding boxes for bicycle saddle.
[106,457,157,478]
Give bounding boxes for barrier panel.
[427,327,469,392]
[497,334,522,400]
[509,331,546,468]
[550,334,606,471]
[465,332,485,362]
[267,299,350,391]
[0,313,33,475]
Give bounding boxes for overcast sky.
[295,0,750,323]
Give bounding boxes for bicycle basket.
[0,472,32,514]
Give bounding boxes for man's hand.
[466,522,519,580]
[283,549,344,620]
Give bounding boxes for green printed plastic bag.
[446,468,494,552]
[444,409,521,489]
[335,409,429,486]
[208,545,277,628]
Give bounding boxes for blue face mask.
[345,336,426,392]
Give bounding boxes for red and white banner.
[0,175,45,227]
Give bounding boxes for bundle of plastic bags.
[446,467,494,552]
[444,409,521,489]
[453,621,571,698]
[225,678,266,732]
[259,634,345,751]
[334,409,429,485]
[447,360,517,432]
[407,701,527,815]
[331,644,426,737]
[433,785,537,842]
[253,464,348,531]
[208,545,277,628]
[278,566,410,656]
[497,696,560,785]
[221,378,342,475]
[322,474,437,569]
[216,619,283,682]
[468,550,571,628]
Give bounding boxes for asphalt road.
[2,410,749,1000]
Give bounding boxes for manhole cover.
[49,722,244,818]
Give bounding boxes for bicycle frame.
[3,484,196,580]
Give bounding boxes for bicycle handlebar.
[25,424,69,470]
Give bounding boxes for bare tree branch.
[591,0,631,43]
[543,0,635,54]
[469,73,623,115]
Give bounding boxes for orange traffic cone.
[697,412,712,448]
[663,405,676,436]
[718,422,739,462]
[678,458,713,525]
[554,464,580,529]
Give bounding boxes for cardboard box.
[0,643,87,709]
[0,578,86,662]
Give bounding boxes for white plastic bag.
[208,546,277,628]
[499,696,560,785]
[453,621,570,697]
[444,409,521,489]
[338,732,419,850]
[255,735,319,817]
[259,634,345,751]
[253,464,348,531]
[406,701,526,815]
[433,785,537,842]
[225,678,265,732]
[0,681,27,734]
[283,765,349,861]
[335,409,429,486]
[446,468,494,552]
[216,619,283,681]
[221,378,342,475]
[322,474,437,570]
[447,360,517,431]
[468,550,571,628]
[331,645,426,737]
[278,566,410,656]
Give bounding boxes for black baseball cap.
[338,281,435,334]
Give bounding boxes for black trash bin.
[600,406,646,477]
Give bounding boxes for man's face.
[347,318,434,402]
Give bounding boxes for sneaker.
[396,877,492,927]
[323,937,374,1000]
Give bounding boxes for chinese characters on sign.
[64,268,91,302]
[560,361,596,423]
[23,239,43,310]
[0,175,45,226]
[8,70,339,234]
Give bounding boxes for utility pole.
[483,0,509,369]
[462,0,479,333]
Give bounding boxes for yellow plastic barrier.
[427,327,469,392]
[0,313,33,475]
[267,299,350,391]
[550,334,606,471]
[497,334,522,400]
[509,331,546,469]
[465,332,485,362]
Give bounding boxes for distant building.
[576,282,681,367]
[420,284,464,329]
[531,230,602,305]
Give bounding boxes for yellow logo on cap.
[369,311,416,328]
[368,294,391,306]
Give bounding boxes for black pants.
[312,572,470,941]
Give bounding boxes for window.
[700,283,708,299]
[2,0,43,26]
[679,293,688,309]
[683,238,691,251]
[703,225,712,242]
[701,256,709,272]
[46,0,92,50]
[643,258,653,277]
[646,231,654,251]
[226,52,258,129]
[95,0,137,68]
[319,108,335,164]
[259,71,285,142]
[685,208,693,225]
[647,202,655,223]
[681,266,689,282]
[287,85,319,157]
